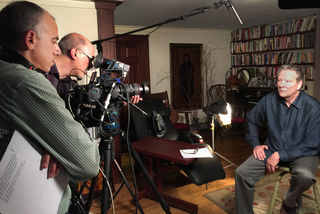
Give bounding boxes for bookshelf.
[230,15,316,89]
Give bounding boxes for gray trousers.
[235,155,319,214]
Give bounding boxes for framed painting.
[170,43,202,109]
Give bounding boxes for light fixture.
[203,101,238,169]
[217,103,232,126]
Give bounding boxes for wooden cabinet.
[230,15,316,88]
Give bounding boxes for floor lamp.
[208,102,238,169]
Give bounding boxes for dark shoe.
[280,201,296,214]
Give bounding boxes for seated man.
[235,65,320,214]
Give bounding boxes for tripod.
[78,131,171,214]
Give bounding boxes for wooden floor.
[88,129,252,214]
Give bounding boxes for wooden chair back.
[208,84,227,104]
[145,91,170,107]
[145,91,190,129]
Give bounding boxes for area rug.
[204,172,319,214]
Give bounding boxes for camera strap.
[151,110,166,138]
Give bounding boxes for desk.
[132,136,201,213]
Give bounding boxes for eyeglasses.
[77,48,95,69]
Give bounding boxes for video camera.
[68,55,149,130]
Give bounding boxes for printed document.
[180,147,213,158]
[0,131,69,214]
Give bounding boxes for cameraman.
[47,32,95,106]
[47,32,141,107]
[0,2,100,213]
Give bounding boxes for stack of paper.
[0,131,69,214]
[180,147,213,158]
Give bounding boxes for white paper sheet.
[0,131,69,214]
[180,147,213,158]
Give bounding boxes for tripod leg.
[113,159,144,214]
[85,176,98,213]
[101,143,112,214]
[128,143,171,214]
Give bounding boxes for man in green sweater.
[0,1,100,213]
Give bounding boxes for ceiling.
[112,0,320,30]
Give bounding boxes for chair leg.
[268,167,320,214]
[268,174,281,214]
[312,183,320,214]
[297,196,303,214]
[268,171,288,214]
[296,181,320,214]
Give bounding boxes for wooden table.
[132,136,200,213]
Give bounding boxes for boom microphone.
[228,0,243,25]
[212,0,243,25]
[224,0,243,25]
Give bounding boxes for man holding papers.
[0,1,100,213]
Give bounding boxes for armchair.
[130,98,225,213]
[144,91,191,132]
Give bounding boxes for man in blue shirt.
[235,65,320,214]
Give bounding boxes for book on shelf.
[231,32,315,54]
[231,65,314,82]
[231,15,316,42]
[308,15,316,31]
[305,66,314,80]
[231,50,314,67]
[294,18,302,33]
[231,15,316,82]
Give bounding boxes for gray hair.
[277,64,304,82]
[0,1,48,47]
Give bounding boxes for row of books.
[231,65,314,81]
[231,15,316,41]
[305,66,315,79]
[231,51,314,66]
[230,67,280,81]
[259,66,314,79]
[231,32,315,54]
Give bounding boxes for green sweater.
[0,60,100,213]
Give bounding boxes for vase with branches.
[202,44,217,106]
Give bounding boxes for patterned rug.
[204,172,319,214]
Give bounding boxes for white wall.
[0,0,98,42]
[116,25,232,106]
[116,26,231,124]
[0,0,99,84]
